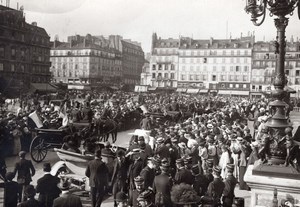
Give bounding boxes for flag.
[29,110,43,128]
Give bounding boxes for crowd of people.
[0,91,298,207]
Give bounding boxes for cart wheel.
[30,136,48,163]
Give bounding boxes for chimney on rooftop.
[210,37,213,45]
[291,35,294,43]
[31,22,37,26]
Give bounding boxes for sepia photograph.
[1,0,300,206]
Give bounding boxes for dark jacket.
[0,181,21,207]
[128,158,144,189]
[85,158,109,188]
[36,173,61,207]
[174,168,194,185]
[17,198,40,207]
[153,173,173,206]
[207,177,225,206]
[140,165,156,189]
[13,158,35,185]
[222,174,237,207]
[111,157,131,184]
[52,193,82,207]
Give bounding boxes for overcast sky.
[6,0,300,53]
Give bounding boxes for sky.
[5,0,300,53]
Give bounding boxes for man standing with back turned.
[86,149,109,207]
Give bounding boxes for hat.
[237,137,243,142]
[134,176,144,185]
[226,164,235,173]
[184,156,193,164]
[138,136,145,141]
[137,189,153,201]
[19,151,26,158]
[116,191,128,202]
[184,133,192,139]
[213,166,221,175]
[156,137,164,144]
[207,124,213,129]
[191,165,200,175]
[43,163,51,172]
[25,185,36,197]
[58,179,71,190]
[171,137,178,143]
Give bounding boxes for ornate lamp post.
[245,0,300,168]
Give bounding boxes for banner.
[29,111,43,128]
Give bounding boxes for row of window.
[152,73,175,79]
[52,50,115,58]
[179,65,249,73]
[178,74,249,82]
[154,49,251,56]
[179,57,250,64]
[0,63,48,73]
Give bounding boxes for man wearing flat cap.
[36,162,61,207]
[137,189,155,207]
[13,151,35,202]
[222,164,237,207]
[204,166,225,206]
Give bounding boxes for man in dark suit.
[140,157,159,189]
[17,185,40,207]
[205,166,225,207]
[223,164,237,207]
[153,163,173,207]
[191,165,210,197]
[128,151,144,191]
[52,179,82,207]
[36,163,61,207]
[85,149,109,207]
[0,172,21,207]
[174,158,194,185]
[13,151,35,202]
[128,176,146,207]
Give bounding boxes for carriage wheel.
[30,136,48,163]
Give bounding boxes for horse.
[94,118,118,143]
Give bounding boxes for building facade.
[148,33,253,96]
[251,40,300,98]
[50,34,144,89]
[0,5,51,95]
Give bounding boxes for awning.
[218,90,249,96]
[176,88,187,92]
[30,83,57,93]
[68,84,91,90]
[148,87,157,91]
[199,89,208,93]
[187,88,199,94]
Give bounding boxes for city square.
[1,0,300,207]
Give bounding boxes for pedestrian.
[17,184,40,207]
[128,176,146,207]
[111,150,131,207]
[0,172,21,207]
[13,151,35,202]
[52,178,83,207]
[153,162,173,207]
[85,149,109,207]
[140,157,159,189]
[222,164,238,207]
[36,163,61,207]
[137,189,156,207]
[174,158,194,185]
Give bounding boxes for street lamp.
[245,0,300,165]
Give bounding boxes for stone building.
[0,5,51,95]
[251,40,300,98]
